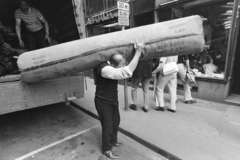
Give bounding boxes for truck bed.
[0,73,84,115]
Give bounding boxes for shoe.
[129,104,137,110]
[155,106,165,111]
[185,100,197,104]
[103,150,119,159]
[112,142,123,147]
[142,106,148,113]
[167,109,176,113]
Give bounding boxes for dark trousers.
[94,97,120,152]
[26,28,47,51]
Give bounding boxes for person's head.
[109,54,127,68]
[19,0,30,13]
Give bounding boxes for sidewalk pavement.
[72,78,240,160]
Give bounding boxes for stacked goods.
[17,15,205,82]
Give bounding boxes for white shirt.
[101,65,132,80]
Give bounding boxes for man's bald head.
[109,54,127,68]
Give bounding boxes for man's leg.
[26,33,36,51]
[156,75,170,109]
[141,78,151,110]
[94,98,114,152]
[167,74,177,111]
[111,102,120,145]
[36,28,47,49]
[130,78,141,110]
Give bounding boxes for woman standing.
[153,56,178,112]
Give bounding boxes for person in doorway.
[153,56,178,112]
[177,55,197,104]
[129,59,153,112]
[15,0,51,50]
[93,42,144,159]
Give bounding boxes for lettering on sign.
[118,10,129,18]
[86,9,118,26]
[118,18,129,26]
[117,1,130,11]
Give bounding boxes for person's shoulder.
[31,7,39,12]
[15,9,22,14]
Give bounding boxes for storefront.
[83,0,240,104]
[85,0,126,37]
[155,0,240,104]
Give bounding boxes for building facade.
[83,0,240,104]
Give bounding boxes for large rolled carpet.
[17,15,205,82]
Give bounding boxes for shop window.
[158,0,235,79]
[86,0,104,17]
[106,0,117,9]
[134,11,154,27]
[86,0,117,17]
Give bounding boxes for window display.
[159,0,234,79]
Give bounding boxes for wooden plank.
[24,74,84,108]
[0,81,26,114]
[0,75,21,83]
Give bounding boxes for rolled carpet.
[17,15,205,83]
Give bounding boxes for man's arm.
[184,55,191,72]
[127,42,143,73]
[39,17,51,43]
[101,42,144,80]
[15,20,24,48]
[152,57,166,75]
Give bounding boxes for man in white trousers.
[153,56,178,112]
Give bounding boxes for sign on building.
[118,18,129,26]
[117,1,130,26]
[117,1,130,11]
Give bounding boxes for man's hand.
[45,34,51,43]
[134,42,145,54]
[19,40,24,48]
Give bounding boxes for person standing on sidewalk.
[177,55,197,104]
[129,59,153,112]
[153,56,178,112]
[93,42,144,159]
[15,0,51,50]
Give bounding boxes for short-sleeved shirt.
[15,7,43,32]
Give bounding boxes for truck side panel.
[25,74,84,108]
[0,74,84,115]
[0,81,26,114]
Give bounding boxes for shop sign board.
[86,8,118,26]
[118,18,129,26]
[117,1,130,11]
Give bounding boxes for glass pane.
[106,0,117,9]
[86,0,104,17]
[159,0,235,79]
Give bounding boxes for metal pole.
[122,26,128,110]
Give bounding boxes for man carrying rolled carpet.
[93,42,145,159]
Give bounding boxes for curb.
[70,102,182,160]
